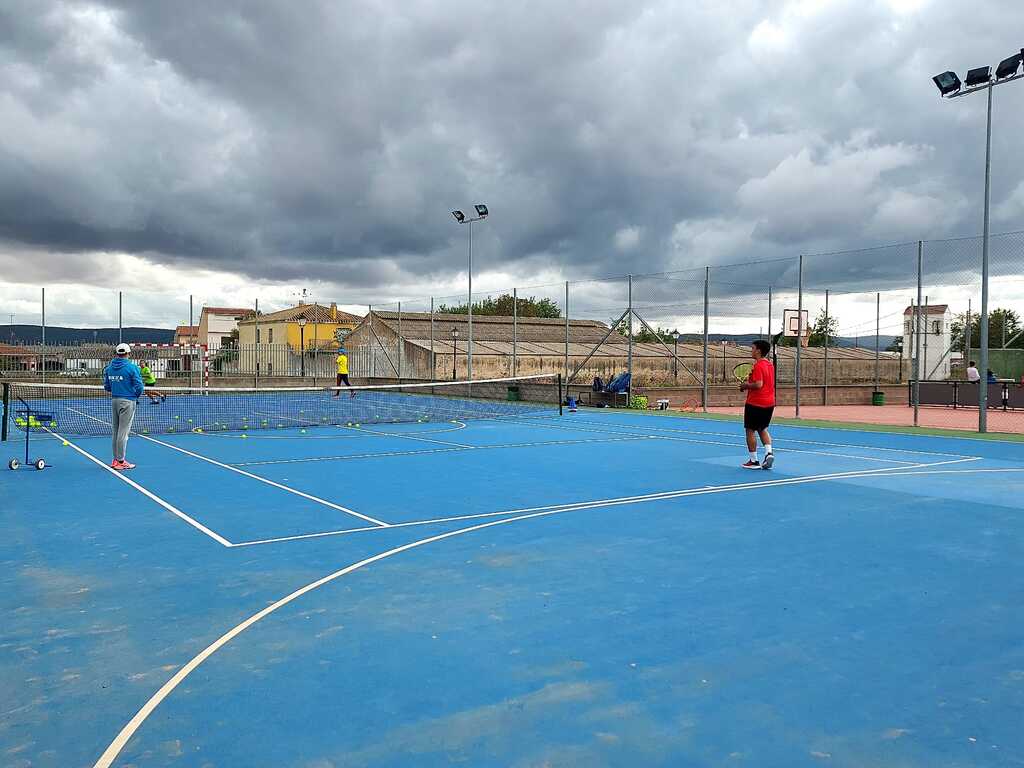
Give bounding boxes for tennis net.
[1,375,562,438]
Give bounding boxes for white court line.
[230,456,978,547]
[67,407,389,528]
[90,453,978,767]
[502,416,921,465]
[232,434,653,467]
[44,430,232,548]
[342,424,474,449]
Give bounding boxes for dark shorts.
[744,404,774,431]
[336,373,351,386]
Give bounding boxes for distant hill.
[0,325,174,345]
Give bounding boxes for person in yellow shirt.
[333,347,354,398]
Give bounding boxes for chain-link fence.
[4,230,1024,433]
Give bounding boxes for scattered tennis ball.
[49,421,56,427]
[241,434,248,439]
[300,429,307,434]
[62,440,69,446]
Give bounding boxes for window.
[932,320,941,335]
[268,328,274,343]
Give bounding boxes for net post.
[558,373,563,416]
[795,255,803,418]
[1,382,9,442]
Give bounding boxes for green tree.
[950,307,1022,350]
[807,308,839,347]
[436,294,561,318]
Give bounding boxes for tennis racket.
[732,362,753,381]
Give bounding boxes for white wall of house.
[903,307,953,380]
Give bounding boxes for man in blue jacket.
[104,343,144,470]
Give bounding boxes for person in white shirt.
[966,361,980,383]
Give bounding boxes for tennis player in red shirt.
[739,339,775,470]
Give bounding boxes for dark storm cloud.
[1,0,1023,299]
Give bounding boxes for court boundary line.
[601,406,1024,446]
[229,456,977,547]
[555,414,982,459]
[45,430,233,547]
[66,406,390,528]
[90,454,977,767]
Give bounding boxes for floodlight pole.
[942,63,1023,431]
[453,211,488,382]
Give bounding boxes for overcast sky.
[1,0,1023,329]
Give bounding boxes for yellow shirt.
[336,353,349,375]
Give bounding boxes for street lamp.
[451,204,489,381]
[450,326,459,381]
[933,47,1023,432]
[672,330,681,382]
[297,316,307,378]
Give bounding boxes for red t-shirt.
[746,358,775,408]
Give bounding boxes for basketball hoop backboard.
[782,309,811,347]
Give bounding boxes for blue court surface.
[2,408,1024,767]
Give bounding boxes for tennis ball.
[300,429,307,434]
[241,434,248,439]
[62,441,69,446]
[50,421,56,427]
[174,415,180,419]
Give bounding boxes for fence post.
[188,294,193,388]
[923,295,929,390]
[823,288,829,405]
[41,287,45,383]
[875,292,881,392]
[702,267,709,413]
[512,287,517,378]
[430,297,435,381]
[767,286,772,342]
[369,305,375,379]
[1,382,9,442]
[627,274,633,403]
[254,298,260,389]
[795,255,803,417]
[397,301,403,382]
[564,281,570,382]
[914,241,923,427]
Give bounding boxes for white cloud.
[614,226,641,252]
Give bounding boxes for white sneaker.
[762,453,774,470]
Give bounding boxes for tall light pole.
[450,326,459,381]
[451,204,489,381]
[297,316,307,378]
[933,49,1023,432]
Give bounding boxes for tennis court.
[2,377,1023,767]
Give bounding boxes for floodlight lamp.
[996,53,1022,79]
[297,316,307,327]
[964,66,992,88]
[451,327,459,339]
[474,204,489,217]
[452,210,465,223]
[932,71,961,96]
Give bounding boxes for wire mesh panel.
[630,269,706,389]
[563,276,630,387]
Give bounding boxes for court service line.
[342,424,475,449]
[230,455,978,547]
[231,434,653,467]
[66,407,389,528]
[91,453,977,767]
[503,417,921,465]
[44,431,232,548]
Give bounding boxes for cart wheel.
[8,458,20,470]
[34,459,46,470]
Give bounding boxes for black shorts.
[744,404,774,431]
[336,373,351,386]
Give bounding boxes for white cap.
[115,343,132,355]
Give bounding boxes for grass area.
[603,405,1024,443]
